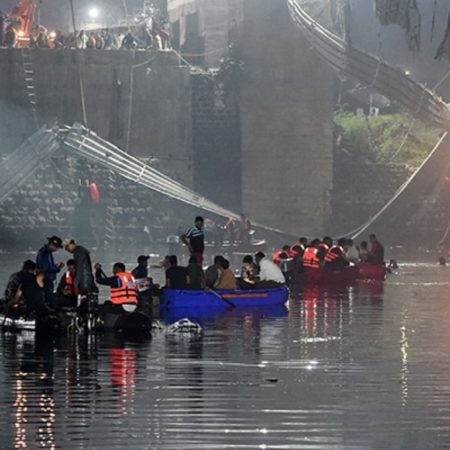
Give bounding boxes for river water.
[0,258,450,449]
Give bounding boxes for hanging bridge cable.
[287,0,450,127]
[350,132,448,240]
[62,124,285,234]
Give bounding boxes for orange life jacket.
[272,250,293,265]
[65,272,80,296]
[325,245,344,263]
[290,243,305,256]
[111,272,138,305]
[303,247,320,269]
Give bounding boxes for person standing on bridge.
[180,216,205,264]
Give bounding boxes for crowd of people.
[0,10,171,51]
[0,212,389,326]
[0,216,286,324]
[272,234,385,272]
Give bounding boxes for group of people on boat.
[168,216,286,290]
[272,234,385,273]
[0,235,156,328]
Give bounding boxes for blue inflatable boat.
[162,287,289,310]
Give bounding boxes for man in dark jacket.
[36,236,64,298]
[63,239,96,295]
[1,260,37,312]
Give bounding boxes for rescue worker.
[131,255,154,309]
[272,245,295,265]
[290,237,308,258]
[95,262,138,313]
[63,239,96,296]
[254,252,285,288]
[1,260,37,313]
[36,236,64,300]
[317,236,333,265]
[324,238,349,269]
[56,259,79,308]
[180,216,205,264]
[303,239,321,271]
[368,234,385,265]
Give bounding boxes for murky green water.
[1,260,450,449]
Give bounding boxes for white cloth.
[259,258,285,283]
[123,304,136,313]
[346,245,359,263]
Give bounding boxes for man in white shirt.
[255,252,286,288]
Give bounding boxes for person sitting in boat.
[21,270,55,319]
[324,238,349,270]
[367,234,385,265]
[1,260,37,314]
[317,237,333,266]
[95,263,138,313]
[359,241,369,262]
[238,255,258,289]
[55,259,79,309]
[205,255,223,288]
[214,258,237,290]
[254,252,285,288]
[345,239,359,264]
[165,255,189,290]
[303,239,321,271]
[132,255,155,308]
[187,256,205,290]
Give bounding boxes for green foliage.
[335,112,441,166]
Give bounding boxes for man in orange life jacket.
[324,238,349,269]
[317,236,333,265]
[291,237,308,259]
[303,239,321,270]
[95,262,138,313]
[56,259,80,308]
[272,245,295,265]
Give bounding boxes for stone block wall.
[0,151,193,252]
[191,73,241,211]
[0,49,193,186]
[239,0,335,236]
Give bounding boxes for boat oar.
[205,288,235,309]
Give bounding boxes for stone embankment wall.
[0,151,193,252]
[0,49,193,186]
[330,160,411,238]
[0,49,195,251]
[239,0,335,236]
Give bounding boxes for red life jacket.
[65,272,80,296]
[290,243,305,256]
[303,247,320,269]
[325,245,344,263]
[273,250,294,265]
[111,272,138,306]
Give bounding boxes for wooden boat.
[162,287,289,310]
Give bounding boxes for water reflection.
[2,266,450,448]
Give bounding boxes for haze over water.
[1,258,450,449]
